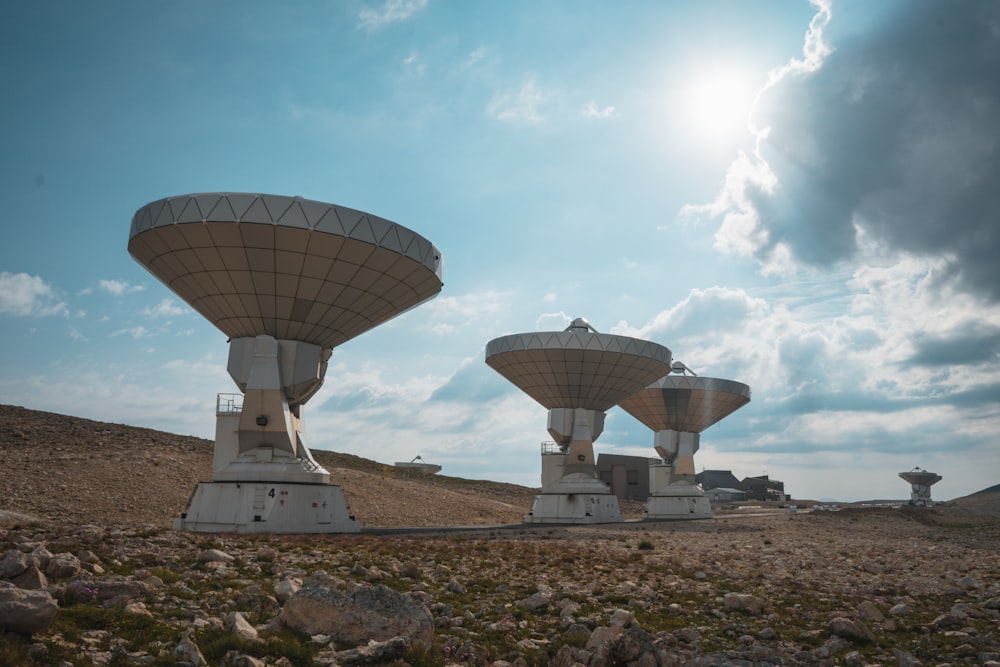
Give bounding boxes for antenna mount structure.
[129,193,443,532]
[486,318,672,524]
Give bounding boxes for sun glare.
[677,67,756,145]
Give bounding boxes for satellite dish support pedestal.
[528,407,623,524]
[646,429,712,519]
[176,335,360,533]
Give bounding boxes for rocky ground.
[1,404,999,666]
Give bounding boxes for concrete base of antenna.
[524,411,624,524]
[174,482,360,533]
[642,463,713,520]
[644,473,712,520]
[525,474,623,524]
[175,335,362,533]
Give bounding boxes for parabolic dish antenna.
[618,369,751,520]
[485,318,672,524]
[129,193,442,349]
[899,467,942,507]
[619,375,752,435]
[129,193,443,533]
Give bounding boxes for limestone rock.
[30,545,52,570]
[198,548,234,564]
[174,633,207,666]
[329,636,410,665]
[11,565,47,590]
[516,591,551,613]
[0,581,58,635]
[45,552,82,579]
[723,592,765,615]
[398,560,421,579]
[67,575,150,604]
[226,611,260,643]
[0,549,31,580]
[827,617,874,643]
[931,609,968,629]
[272,577,301,603]
[276,582,433,650]
[857,600,885,623]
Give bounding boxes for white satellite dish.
[130,193,443,533]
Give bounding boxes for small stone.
[399,560,421,579]
[858,600,885,623]
[517,591,551,613]
[256,548,278,563]
[174,634,207,666]
[45,553,82,579]
[828,617,874,643]
[893,648,921,667]
[932,610,968,629]
[889,603,911,616]
[198,549,234,564]
[609,608,635,628]
[724,592,765,615]
[124,601,153,617]
[225,611,259,643]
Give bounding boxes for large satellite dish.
[129,193,443,533]
[128,192,442,348]
[618,368,751,520]
[619,375,751,435]
[485,318,672,524]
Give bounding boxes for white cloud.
[111,326,151,339]
[466,47,486,67]
[487,78,546,124]
[0,272,67,317]
[535,311,573,332]
[357,0,427,31]
[143,298,188,318]
[402,52,425,75]
[420,290,508,334]
[98,279,144,296]
[580,100,616,119]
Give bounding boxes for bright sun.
[678,67,756,144]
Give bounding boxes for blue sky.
[2,0,998,502]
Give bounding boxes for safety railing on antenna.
[216,393,243,415]
[540,441,563,454]
[297,456,321,471]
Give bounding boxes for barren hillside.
[0,404,538,528]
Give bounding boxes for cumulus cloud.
[357,0,427,31]
[98,279,144,296]
[143,298,188,318]
[535,311,573,332]
[0,272,67,317]
[688,0,1000,301]
[421,290,508,334]
[111,326,151,339]
[613,253,1000,469]
[581,100,617,119]
[487,78,546,124]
